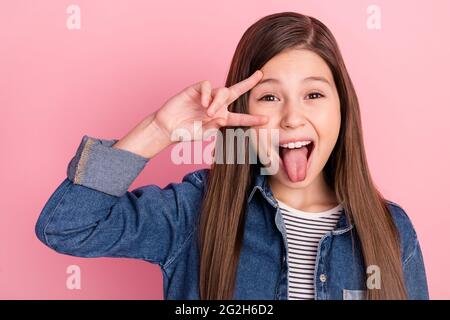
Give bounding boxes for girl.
[35,12,429,300]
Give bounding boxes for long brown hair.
[197,11,407,300]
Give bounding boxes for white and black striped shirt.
[277,199,343,300]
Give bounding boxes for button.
[319,274,327,282]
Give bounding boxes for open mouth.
[278,141,315,161]
[277,140,315,182]
[306,141,314,160]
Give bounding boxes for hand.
[154,70,268,142]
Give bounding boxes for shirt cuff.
[67,135,150,197]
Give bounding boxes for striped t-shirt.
[277,199,343,300]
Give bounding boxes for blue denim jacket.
[35,135,429,300]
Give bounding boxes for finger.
[202,118,227,142]
[201,81,212,108]
[226,112,268,127]
[226,70,263,105]
[207,87,230,117]
[204,117,227,131]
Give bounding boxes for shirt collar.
[247,166,354,233]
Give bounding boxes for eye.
[305,92,324,100]
[258,94,280,102]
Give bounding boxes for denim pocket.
[342,289,367,300]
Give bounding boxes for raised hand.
[112,70,268,158]
[154,70,268,141]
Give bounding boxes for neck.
[268,172,338,213]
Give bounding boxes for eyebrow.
[253,76,332,88]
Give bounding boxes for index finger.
[226,70,264,105]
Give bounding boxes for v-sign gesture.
[154,70,268,139]
[113,70,268,158]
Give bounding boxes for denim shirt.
[35,135,430,300]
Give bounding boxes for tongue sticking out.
[281,147,308,183]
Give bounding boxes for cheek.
[249,125,278,148]
[316,103,341,151]
[249,125,281,162]
[248,100,279,118]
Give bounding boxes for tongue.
[281,147,308,182]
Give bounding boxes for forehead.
[254,48,334,87]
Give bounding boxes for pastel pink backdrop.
[1,0,448,299]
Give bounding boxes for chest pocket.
[343,289,367,300]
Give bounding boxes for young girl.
[35,12,429,300]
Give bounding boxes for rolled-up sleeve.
[35,135,204,268]
[67,135,150,197]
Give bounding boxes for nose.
[280,101,307,129]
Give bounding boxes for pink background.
[1,0,449,299]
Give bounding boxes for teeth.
[280,140,312,149]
